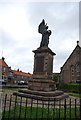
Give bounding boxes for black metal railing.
[1,94,81,120]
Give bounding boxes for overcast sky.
[0,1,79,73]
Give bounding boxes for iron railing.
[1,94,81,120]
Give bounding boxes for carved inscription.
[35,56,44,72]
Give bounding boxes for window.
[76,64,80,73]
[70,65,75,82]
[3,67,6,72]
[71,65,75,76]
[76,63,80,77]
[22,76,23,79]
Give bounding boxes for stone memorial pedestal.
[28,47,56,91]
[13,46,68,100]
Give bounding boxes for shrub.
[58,83,81,94]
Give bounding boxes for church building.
[60,41,81,83]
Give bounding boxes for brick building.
[0,57,32,84]
[12,69,32,84]
[60,41,81,83]
[0,57,13,81]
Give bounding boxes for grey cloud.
[25,2,79,72]
[0,2,79,73]
[0,29,16,49]
[10,55,33,73]
[26,2,79,45]
[26,3,78,28]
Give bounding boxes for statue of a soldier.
[38,19,52,47]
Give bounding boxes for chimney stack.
[17,69,19,71]
[2,57,5,61]
[77,41,79,45]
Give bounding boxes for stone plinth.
[28,79,56,91]
[28,47,56,91]
[13,89,69,101]
[33,47,56,79]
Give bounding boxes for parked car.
[18,80,28,85]
[76,80,81,83]
[0,79,7,85]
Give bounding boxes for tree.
[52,74,59,83]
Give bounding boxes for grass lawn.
[2,105,80,119]
[67,92,81,98]
[2,87,19,91]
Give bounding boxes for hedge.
[58,83,81,94]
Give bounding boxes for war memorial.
[13,19,68,100]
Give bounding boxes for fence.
[1,93,81,120]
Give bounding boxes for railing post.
[18,96,22,119]
[75,98,76,120]
[53,98,55,119]
[42,98,44,120]
[30,97,33,119]
[47,98,50,120]
[64,98,66,119]
[2,94,7,120]
[8,95,12,119]
[69,98,71,119]
[13,95,17,120]
[59,100,61,120]
[24,97,28,120]
[80,98,81,119]
[36,97,38,120]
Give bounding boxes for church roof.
[61,42,81,70]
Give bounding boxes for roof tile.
[0,59,8,67]
[12,70,32,77]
